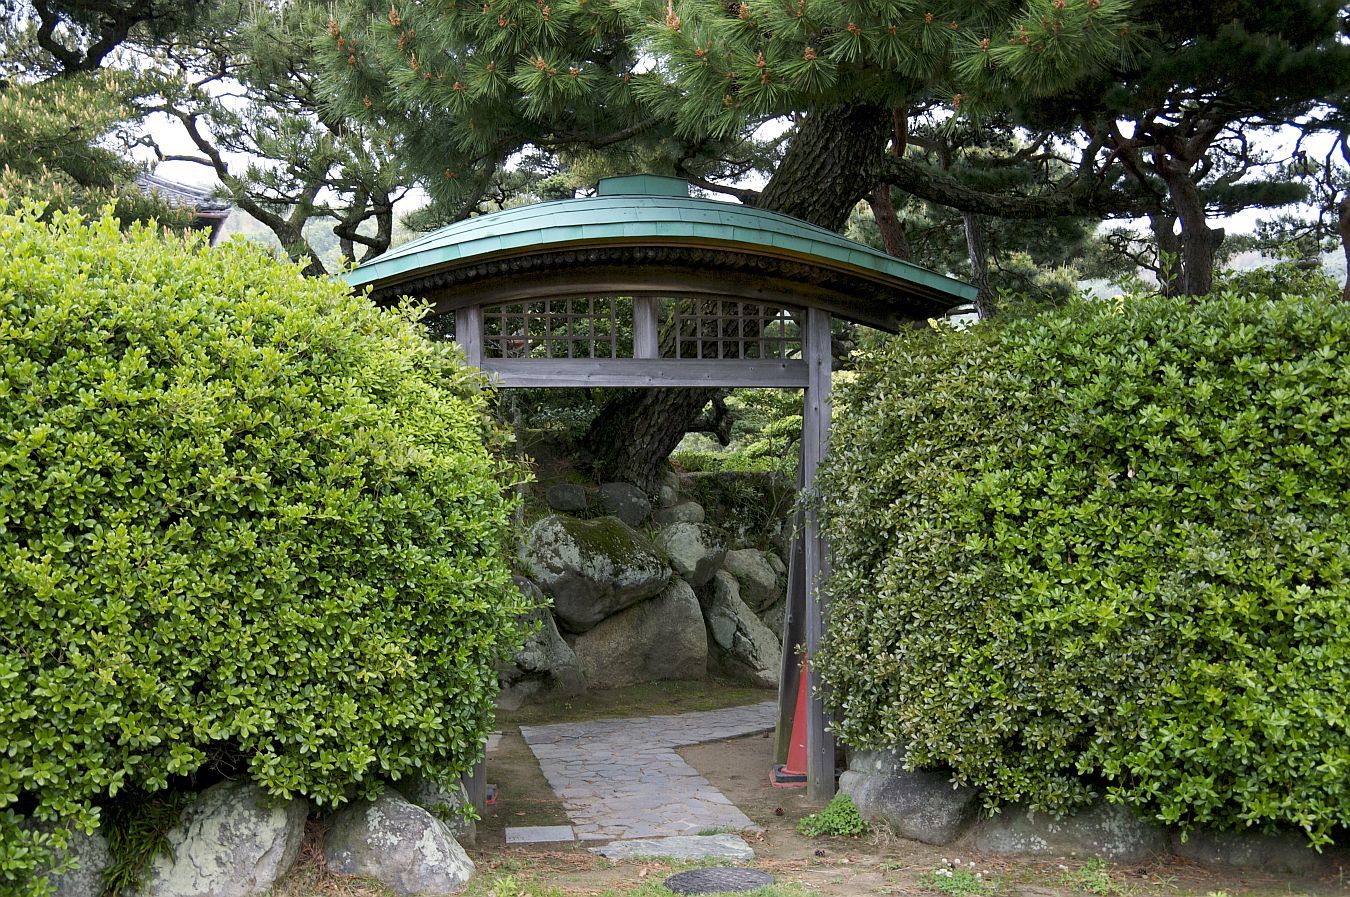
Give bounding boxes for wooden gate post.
[802,307,835,802]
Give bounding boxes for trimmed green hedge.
[818,292,1349,844]
[0,208,527,893]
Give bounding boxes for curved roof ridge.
[344,181,977,321]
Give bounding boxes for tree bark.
[754,104,891,230]
[869,185,913,261]
[1157,162,1223,296]
[580,104,892,489]
[962,211,995,318]
[1149,213,1183,296]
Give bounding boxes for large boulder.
[1171,829,1338,876]
[44,827,110,897]
[838,766,978,846]
[498,578,586,709]
[966,802,1168,863]
[397,774,476,846]
[757,599,786,644]
[519,515,670,633]
[722,549,782,611]
[595,482,651,527]
[655,523,727,588]
[699,572,781,688]
[545,483,588,513]
[325,791,474,896]
[653,501,706,527]
[570,579,707,688]
[133,780,306,897]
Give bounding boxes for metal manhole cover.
[664,868,776,894]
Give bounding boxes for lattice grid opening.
[482,298,632,359]
[663,299,801,360]
[479,296,802,361]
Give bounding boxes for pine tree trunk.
[1149,213,1183,296]
[869,185,913,260]
[962,211,995,318]
[1158,165,1222,296]
[580,104,890,489]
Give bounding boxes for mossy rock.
[519,515,671,633]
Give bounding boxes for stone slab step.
[505,824,576,845]
[589,834,755,862]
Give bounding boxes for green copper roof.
[345,175,976,308]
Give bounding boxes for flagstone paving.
[518,702,777,842]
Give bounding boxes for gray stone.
[325,791,474,896]
[655,523,727,588]
[653,501,706,527]
[839,768,977,846]
[721,549,781,611]
[847,748,908,778]
[502,821,575,842]
[765,552,786,576]
[505,825,575,845]
[590,834,755,861]
[398,774,476,846]
[967,802,1168,863]
[45,827,110,897]
[545,483,588,513]
[699,572,780,688]
[756,600,785,644]
[134,780,306,897]
[571,579,707,688]
[520,515,671,633]
[499,578,586,709]
[659,485,679,508]
[1171,828,1337,876]
[595,482,651,527]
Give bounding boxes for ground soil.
[269,680,1345,897]
[461,680,1349,897]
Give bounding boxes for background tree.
[1016,0,1350,295]
[137,1,416,275]
[0,1,207,225]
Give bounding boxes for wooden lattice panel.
[663,299,801,360]
[482,298,631,359]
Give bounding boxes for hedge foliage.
[0,207,528,894]
[818,292,1349,844]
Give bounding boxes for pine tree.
[1024,0,1350,295]
[0,73,194,227]
[143,0,415,274]
[318,0,1137,486]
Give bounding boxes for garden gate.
[345,175,976,802]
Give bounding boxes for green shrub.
[796,793,869,837]
[0,206,528,894]
[818,293,1349,844]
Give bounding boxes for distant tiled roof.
[136,173,232,215]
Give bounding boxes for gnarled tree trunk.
[580,104,891,490]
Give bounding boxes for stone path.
[517,702,777,842]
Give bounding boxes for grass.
[920,864,995,897]
[796,793,869,838]
[1060,859,1123,896]
[497,678,772,728]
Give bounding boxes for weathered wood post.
[802,307,835,802]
